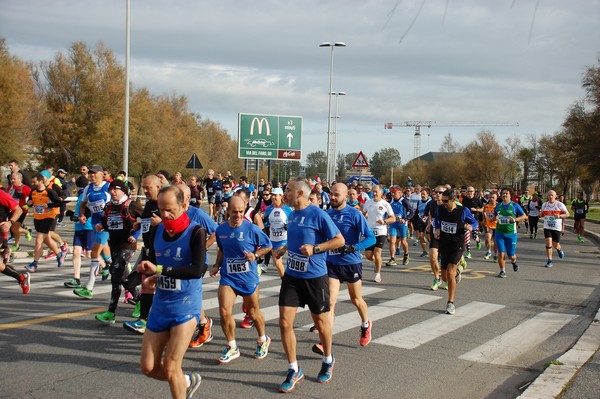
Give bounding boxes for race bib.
[328,247,342,256]
[485,212,495,220]
[498,216,511,225]
[190,198,197,204]
[107,215,124,230]
[287,251,308,273]
[157,275,181,291]
[226,258,250,274]
[89,199,105,214]
[440,221,457,234]
[546,218,557,228]
[34,205,45,215]
[271,226,286,239]
[576,209,584,214]
[141,218,151,234]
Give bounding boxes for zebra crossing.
[2,256,581,370]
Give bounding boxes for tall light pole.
[122,0,131,176]
[320,41,346,183]
[331,91,345,179]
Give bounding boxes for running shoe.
[545,260,553,268]
[360,321,372,346]
[372,273,382,284]
[254,335,272,359]
[101,266,110,281]
[309,325,319,333]
[534,233,537,239]
[25,228,32,241]
[459,256,467,270]
[124,290,133,304]
[476,241,482,250]
[279,368,304,393]
[420,251,428,257]
[260,263,268,273]
[217,345,240,363]
[123,319,146,334]
[440,281,448,290]
[64,278,81,288]
[512,261,519,272]
[529,234,533,239]
[185,372,202,399]
[56,251,65,268]
[385,258,397,267]
[484,250,491,260]
[413,239,418,246]
[131,301,141,318]
[19,272,30,295]
[579,237,585,243]
[60,242,68,254]
[395,248,401,256]
[493,254,498,262]
[312,343,324,355]
[44,252,56,259]
[25,261,38,273]
[445,302,455,315]
[73,287,93,299]
[498,270,506,278]
[557,249,565,259]
[95,310,115,324]
[7,237,15,244]
[465,251,472,259]
[11,244,20,252]
[455,268,462,284]
[402,254,409,266]
[190,317,213,348]
[240,314,253,329]
[317,355,335,384]
[430,278,441,291]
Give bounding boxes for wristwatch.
[314,245,321,253]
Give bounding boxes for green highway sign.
[238,113,302,160]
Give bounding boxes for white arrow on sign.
[287,133,294,147]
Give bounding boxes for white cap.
[271,187,284,196]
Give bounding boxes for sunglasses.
[435,191,444,194]
[442,199,449,203]
[222,186,231,189]
[263,193,271,197]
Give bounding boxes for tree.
[462,130,510,188]
[369,147,401,179]
[0,38,38,165]
[439,133,461,153]
[305,150,327,180]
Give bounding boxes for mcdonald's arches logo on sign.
[238,113,303,161]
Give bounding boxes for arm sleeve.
[402,198,415,219]
[162,226,207,279]
[47,188,64,207]
[463,208,479,230]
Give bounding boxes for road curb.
[517,307,600,398]
[518,222,600,399]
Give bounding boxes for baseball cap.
[271,187,284,196]
[40,170,51,179]
[89,165,104,173]
[157,169,170,181]
[57,168,67,174]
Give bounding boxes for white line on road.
[459,311,578,365]
[373,301,505,349]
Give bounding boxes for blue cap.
[40,170,51,179]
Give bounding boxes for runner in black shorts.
[425,186,444,290]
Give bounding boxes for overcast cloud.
[1,0,599,165]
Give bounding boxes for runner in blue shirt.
[274,177,344,392]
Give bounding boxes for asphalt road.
[1,221,599,399]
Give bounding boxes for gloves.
[338,244,356,254]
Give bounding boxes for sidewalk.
[519,219,600,399]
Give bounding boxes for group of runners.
[0,161,592,397]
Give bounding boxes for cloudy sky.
[1,0,599,166]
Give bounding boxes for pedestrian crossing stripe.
[458,311,578,365]
[299,293,441,334]
[238,286,386,323]
[373,301,505,349]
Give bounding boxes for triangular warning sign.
[185,153,203,169]
[352,151,369,168]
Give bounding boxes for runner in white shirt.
[540,190,569,268]
[363,185,395,283]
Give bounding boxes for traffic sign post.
[238,113,302,161]
[351,151,369,184]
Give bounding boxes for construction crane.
[384,121,520,160]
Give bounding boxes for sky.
[1,0,599,166]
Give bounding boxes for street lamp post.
[331,91,345,179]
[320,41,346,183]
